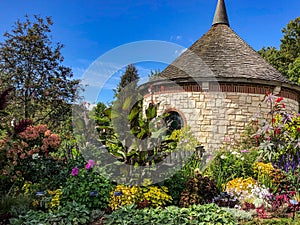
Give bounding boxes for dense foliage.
[105,203,238,225]
[0,15,80,129]
[258,17,300,83]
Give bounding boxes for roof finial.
[212,0,229,26]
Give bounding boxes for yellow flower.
[32,199,39,207]
[21,181,32,195]
[226,177,257,193]
[48,189,62,211]
[108,185,172,210]
[253,162,274,175]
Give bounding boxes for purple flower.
[85,160,95,170]
[264,92,276,104]
[241,149,248,153]
[71,166,79,176]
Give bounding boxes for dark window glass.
[165,111,184,134]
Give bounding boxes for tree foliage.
[0,15,80,129]
[148,69,161,81]
[114,64,139,97]
[258,17,300,84]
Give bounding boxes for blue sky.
[1,0,299,104]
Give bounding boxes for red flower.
[275,96,284,103]
[281,103,285,108]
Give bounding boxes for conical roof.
[158,0,292,85]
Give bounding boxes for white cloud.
[170,35,183,41]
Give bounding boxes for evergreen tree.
[114,64,139,97]
[111,64,140,153]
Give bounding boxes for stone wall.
[143,88,299,153]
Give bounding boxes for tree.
[258,17,300,83]
[148,69,161,81]
[112,64,140,145]
[114,64,139,97]
[287,57,300,83]
[0,15,80,129]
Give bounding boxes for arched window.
[165,111,184,134]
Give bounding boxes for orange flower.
[44,130,51,136]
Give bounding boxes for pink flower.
[85,160,95,170]
[224,136,230,143]
[71,166,79,176]
[241,149,248,153]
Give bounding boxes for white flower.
[241,157,245,161]
[32,153,40,159]
[220,155,227,159]
[231,151,238,155]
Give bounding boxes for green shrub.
[162,171,188,205]
[104,203,238,225]
[222,207,253,222]
[242,216,300,225]
[205,147,258,191]
[0,193,32,223]
[162,152,202,205]
[9,210,51,225]
[61,161,114,210]
[9,201,91,225]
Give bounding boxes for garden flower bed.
[1,90,300,224]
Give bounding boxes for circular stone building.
[141,0,300,152]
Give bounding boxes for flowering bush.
[226,178,272,211]
[253,161,292,194]
[226,177,257,194]
[0,124,62,194]
[253,162,274,175]
[254,93,300,172]
[108,184,172,210]
[1,124,61,178]
[61,159,113,210]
